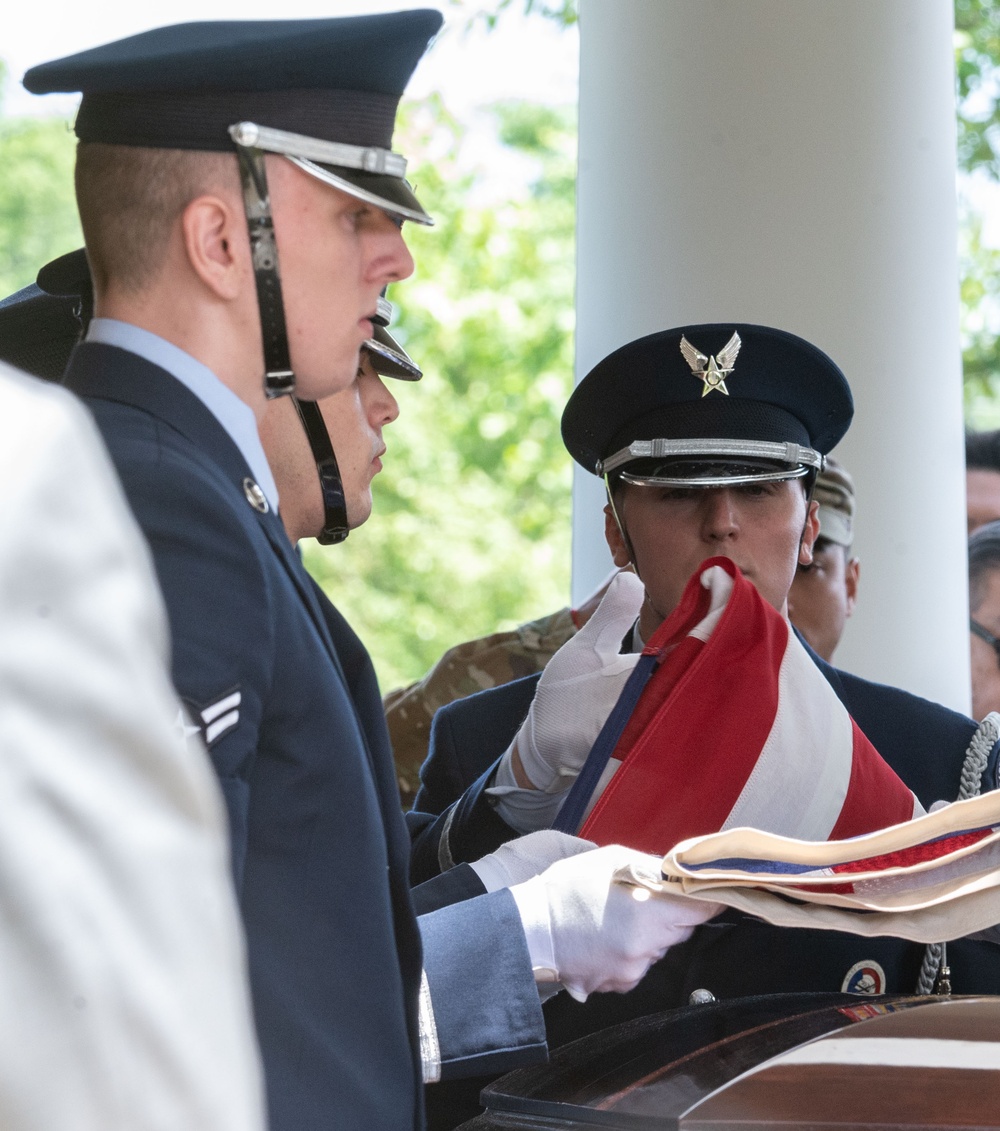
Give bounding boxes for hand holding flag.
[512,571,645,794]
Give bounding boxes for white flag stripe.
[723,632,853,841]
[773,1036,1000,1071]
[206,711,239,745]
[201,692,242,725]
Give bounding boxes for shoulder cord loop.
[915,711,1000,994]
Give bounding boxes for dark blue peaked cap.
[24,11,442,221]
[0,288,83,383]
[24,12,442,100]
[0,250,92,382]
[562,323,854,480]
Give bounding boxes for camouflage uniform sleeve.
[386,608,577,808]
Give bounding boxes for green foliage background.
[956,0,1000,424]
[0,62,82,295]
[304,98,577,689]
[0,63,577,692]
[6,1,1000,685]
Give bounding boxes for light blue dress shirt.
[86,318,280,512]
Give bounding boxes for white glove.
[510,844,723,1002]
[512,571,646,793]
[469,830,597,892]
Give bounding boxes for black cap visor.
[616,455,813,489]
[289,157,431,225]
[364,323,421,380]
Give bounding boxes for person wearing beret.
[408,323,1000,1127]
[18,20,723,1126]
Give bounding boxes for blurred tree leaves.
[453,0,577,32]
[303,97,576,689]
[0,59,576,692]
[956,0,1000,179]
[0,62,82,295]
[956,0,1000,421]
[8,0,1000,678]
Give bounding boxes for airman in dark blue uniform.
[19,25,722,1127]
[408,325,1000,1127]
[20,17,556,1129]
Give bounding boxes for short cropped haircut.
[966,429,1000,474]
[75,143,238,294]
[969,520,1000,612]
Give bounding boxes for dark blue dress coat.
[408,653,1000,1129]
[63,342,544,1131]
[409,653,1000,992]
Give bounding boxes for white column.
[573,0,969,711]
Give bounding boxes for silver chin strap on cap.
[597,438,825,487]
[229,117,419,541]
[228,124,398,537]
[230,130,349,540]
[600,437,826,590]
[230,125,348,538]
[290,291,396,547]
[228,123,419,538]
[230,126,295,399]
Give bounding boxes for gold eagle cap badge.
[679,331,742,397]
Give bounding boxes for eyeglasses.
[971,618,1000,663]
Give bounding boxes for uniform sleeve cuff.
[510,875,559,984]
[487,746,567,833]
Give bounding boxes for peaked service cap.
[0,249,93,382]
[367,322,421,381]
[562,323,854,487]
[813,456,855,547]
[23,10,443,223]
[0,285,82,383]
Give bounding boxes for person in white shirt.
[0,360,264,1131]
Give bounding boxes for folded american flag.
[609,791,1000,943]
[553,557,921,854]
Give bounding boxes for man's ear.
[604,503,632,568]
[798,499,820,566]
[844,556,860,618]
[180,194,248,301]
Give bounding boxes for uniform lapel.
[64,341,348,682]
[254,510,349,683]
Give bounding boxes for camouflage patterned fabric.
[385,608,576,808]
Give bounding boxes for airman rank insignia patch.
[174,707,202,744]
[841,959,886,995]
[181,687,242,748]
